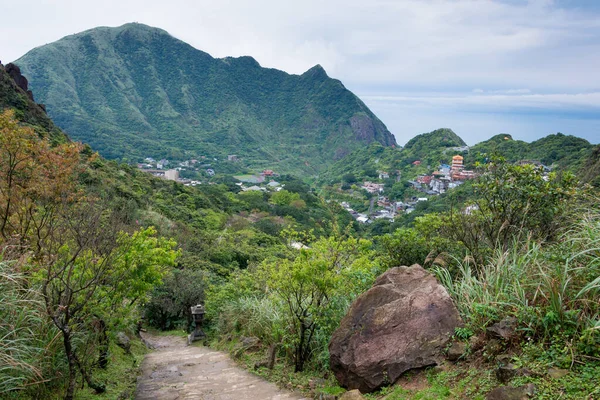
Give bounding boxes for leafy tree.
[0,109,81,242]
[270,190,301,206]
[442,157,578,266]
[260,235,376,372]
[36,203,177,400]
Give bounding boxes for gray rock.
[486,384,535,400]
[487,317,517,341]
[233,336,261,358]
[447,341,467,361]
[547,367,569,379]
[116,332,131,353]
[339,389,365,400]
[496,365,536,383]
[329,265,461,393]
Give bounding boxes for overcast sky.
[2,0,599,145]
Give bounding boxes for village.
[344,155,478,224]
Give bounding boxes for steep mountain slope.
[0,61,66,143]
[15,23,396,173]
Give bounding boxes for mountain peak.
[302,64,328,79]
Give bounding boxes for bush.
[144,268,206,331]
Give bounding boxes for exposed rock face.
[5,63,34,100]
[329,265,461,393]
[350,114,376,142]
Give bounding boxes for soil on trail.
[135,333,307,400]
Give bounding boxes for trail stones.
[329,265,461,393]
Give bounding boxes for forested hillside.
[14,23,395,174]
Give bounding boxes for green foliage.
[439,158,578,265]
[209,233,379,373]
[269,190,301,206]
[143,268,207,331]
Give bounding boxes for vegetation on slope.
[15,23,395,174]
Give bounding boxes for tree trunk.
[267,343,278,370]
[62,329,76,400]
[97,318,109,369]
[295,323,306,372]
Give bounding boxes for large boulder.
[329,265,461,393]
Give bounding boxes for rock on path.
[135,333,307,400]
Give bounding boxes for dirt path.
[135,333,308,400]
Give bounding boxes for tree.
[443,157,578,266]
[0,109,81,242]
[269,190,301,206]
[37,202,178,400]
[261,235,375,372]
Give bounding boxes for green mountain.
[403,128,466,153]
[14,23,396,174]
[467,133,594,170]
[580,145,600,187]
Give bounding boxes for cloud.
[362,91,600,114]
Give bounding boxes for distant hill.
[317,128,595,187]
[14,23,396,174]
[581,145,600,188]
[403,128,466,153]
[316,128,465,185]
[467,133,594,171]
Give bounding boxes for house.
[290,241,309,250]
[356,215,370,224]
[430,178,448,194]
[243,185,264,192]
[227,155,239,161]
[412,160,422,166]
[164,169,179,181]
[262,169,275,176]
[378,171,390,180]
[267,181,281,188]
[416,175,433,185]
[206,169,215,176]
[361,181,385,194]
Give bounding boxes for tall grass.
[216,296,286,345]
[435,209,600,358]
[0,261,63,396]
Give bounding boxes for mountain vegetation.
[466,133,594,171]
[14,23,395,175]
[2,38,600,400]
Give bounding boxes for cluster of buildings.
[136,157,213,186]
[410,155,477,195]
[340,196,429,224]
[238,180,283,192]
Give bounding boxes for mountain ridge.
[15,23,396,173]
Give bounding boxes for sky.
[1,0,599,145]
